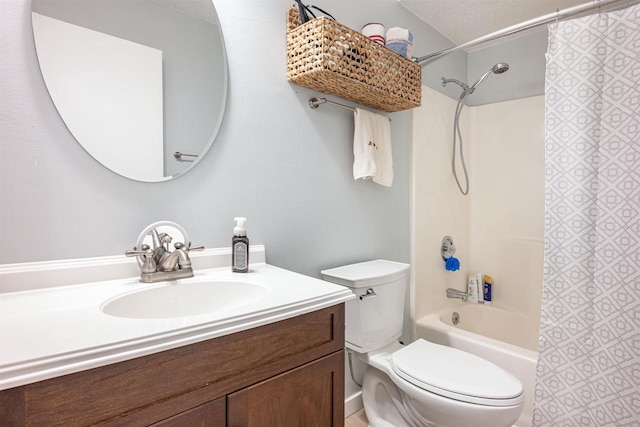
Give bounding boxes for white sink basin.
[101,280,269,319]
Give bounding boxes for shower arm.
[441,78,469,92]
[413,0,640,66]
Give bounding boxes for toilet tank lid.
[321,259,410,288]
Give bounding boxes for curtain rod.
[413,0,640,66]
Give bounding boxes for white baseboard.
[345,390,363,417]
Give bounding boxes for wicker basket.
[286,5,421,113]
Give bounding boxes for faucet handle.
[125,244,152,257]
[126,246,157,274]
[186,242,205,252]
[125,249,147,257]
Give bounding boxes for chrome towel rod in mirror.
[173,152,199,159]
[308,97,391,121]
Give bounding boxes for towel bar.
[308,97,391,121]
[309,97,355,112]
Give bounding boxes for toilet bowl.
[359,340,523,427]
[321,260,524,427]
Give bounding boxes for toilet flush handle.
[359,288,377,300]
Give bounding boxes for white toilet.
[321,260,524,427]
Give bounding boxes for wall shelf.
[286,5,422,113]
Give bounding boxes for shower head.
[492,63,510,74]
[468,62,510,94]
[441,62,509,98]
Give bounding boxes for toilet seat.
[391,339,524,407]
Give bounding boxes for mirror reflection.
[31,0,227,182]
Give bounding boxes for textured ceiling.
[398,0,589,47]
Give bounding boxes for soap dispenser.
[232,217,249,273]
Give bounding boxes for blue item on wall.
[445,256,460,271]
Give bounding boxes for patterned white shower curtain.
[533,4,640,426]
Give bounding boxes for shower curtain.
[534,4,640,426]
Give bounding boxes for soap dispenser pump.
[232,217,249,273]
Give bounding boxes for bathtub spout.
[446,288,468,302]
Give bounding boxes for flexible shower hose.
[452,91,470,196]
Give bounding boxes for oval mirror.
[31,0,227,182]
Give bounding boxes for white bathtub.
[415,304,539,427]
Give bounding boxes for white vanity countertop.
[0,251,354,391]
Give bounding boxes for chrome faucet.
[126,227,204,283]
[159,242,191,271]
[446,288,468,302]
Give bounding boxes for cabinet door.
[151,396,225,427]
[227,350,345,427]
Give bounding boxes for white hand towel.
[353,108,393,187]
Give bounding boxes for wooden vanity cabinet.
[0,304,345,426]
[150,397,226,426]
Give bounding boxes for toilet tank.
[321,260,410,353]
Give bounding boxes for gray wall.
[0,0,468,278]
[1,0,547,276]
